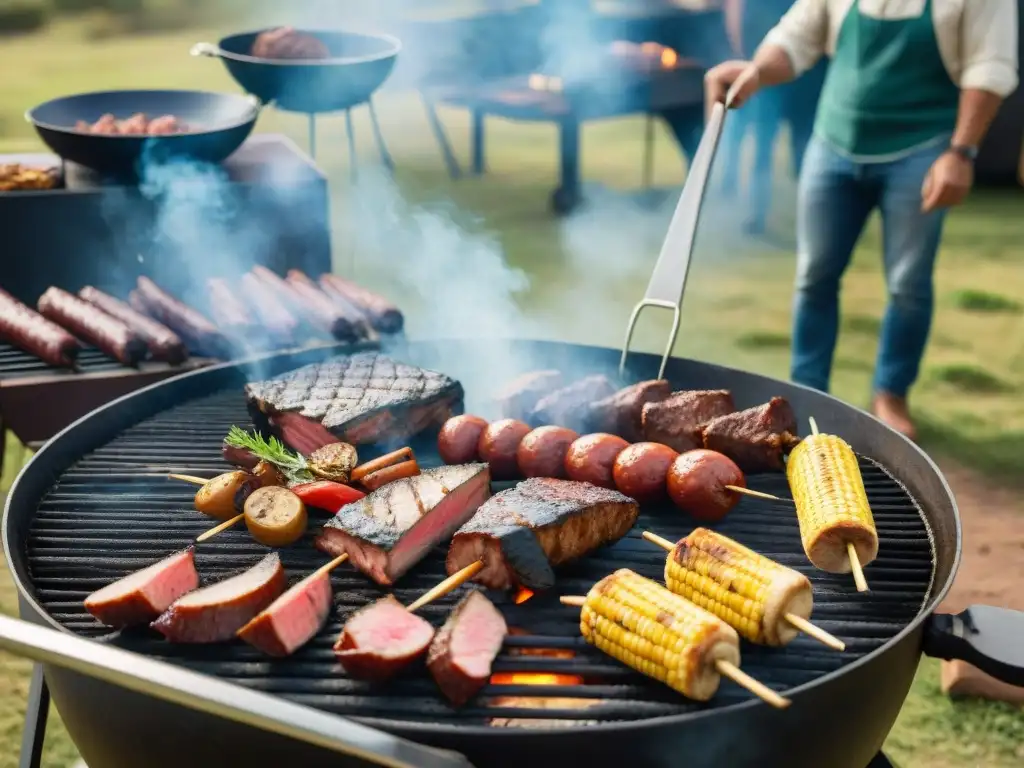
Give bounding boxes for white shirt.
[760,0,1019,97]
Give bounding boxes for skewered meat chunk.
[528,375,617,432]
[702,397,801,472]
[84,548,199,629]
[334,596,435,680]
[446,478,639,591]
[427,590,508,706]
[579,569,740,701]
[495,370,564,421]
[787,432,878,574]
[587,379,672,441]
[664,528,813,646]
[641,389,735,453]
[237,568,334,657]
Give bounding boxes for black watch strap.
[949,144,979,162]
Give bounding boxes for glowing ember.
[513,587,535,605]
[660,48,678,68]
[491,672,583,686]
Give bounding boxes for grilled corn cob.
[579,568,740,701]
[664,528,812,646]
[787,433,878,573]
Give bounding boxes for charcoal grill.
[4,339,1023,768]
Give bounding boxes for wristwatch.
[949,144,979,162]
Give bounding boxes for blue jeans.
[791,136,948,397]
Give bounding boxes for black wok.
[3,339,1023,768]
[26,89,260,177]
[191,29,400,114]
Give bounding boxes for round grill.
[23,385,934,728]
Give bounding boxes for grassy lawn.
[1,19,1023,768]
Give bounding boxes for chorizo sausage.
[564,433,629,489]
[478,419,532,480]
[612,442,679,500]
[666,449,745,521]
[516,426,579,479]
[438,415,489,464]
[38,287,147,365]
[0,287,79,368]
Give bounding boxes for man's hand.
[921,151,974,212]
[705,60,761,108]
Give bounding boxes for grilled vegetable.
[291,480,366,511]
[663,528,812,646]
[578,568,740,701]
[194,471,252,520]
[307,442,359,483]
[360,459,421,491]
[787,432,878,575]
[243,486,308,547]
[223,427,313,484]
[252,460,286,488]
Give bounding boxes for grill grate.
[24,388,935,727]
[0,342,129,378]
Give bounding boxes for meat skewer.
[37,287,147,365]
[559,569,789,708]
[426,589,508,706]
[642,530,845,651]
[78,286,187,364]
[0,286,80,368]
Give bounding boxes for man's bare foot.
[872,392,917,441]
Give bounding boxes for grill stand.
[19,665,47,768]
[303,100,394,181]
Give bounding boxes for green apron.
[815,0,960,158]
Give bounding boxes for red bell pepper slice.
[291,480,365,511]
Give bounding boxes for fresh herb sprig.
[224,426,313,484]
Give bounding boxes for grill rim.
[3,339,962,739]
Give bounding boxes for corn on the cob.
[787,433,878,573]
[579,568,740,701]
[664,528,812,646]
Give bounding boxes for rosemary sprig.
[224,426,313,483]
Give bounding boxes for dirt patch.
[935,461,1024,613]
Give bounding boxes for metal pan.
[26,89,260,178]
[191,30,401,115]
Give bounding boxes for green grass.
[1,19,1023,768]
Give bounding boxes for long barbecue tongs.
[620,101,728,380]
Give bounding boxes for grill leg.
[470,109,485,175]
[551,117,581,215]
[19,665,49,768]
[643,113,655,189]
[307,114,317,159]
[345,108,358,183]
[367,99,394,173]
[421,95,462,179]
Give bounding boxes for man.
[705,0,1018,439]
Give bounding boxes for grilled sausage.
[37,287,146,365]
[438,415,489,464]
[0,287,80,368]
[78,286,187,364]
[251,266,329,341]
[666,449,745,521]
[319,273,404,334]
[564,433,630,489]
[612,442,679,500]
[516,425,578,479]
[285,270,362,341]
[134,276,229,358]
[478,418,532,480]
[207,277,258,340]
[239,273,298,348]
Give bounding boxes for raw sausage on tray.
[38,287,147,365]
[78,286,187,364]
[0,286,80,368]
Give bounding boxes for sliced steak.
[587,379,672,441]
[641,389,736,452]
[151,553,286,643]
[495,370,564,421]
[446,478,639,591]
[245,352,464,446]
[427,590,508,706]
[84,548,198,629]
[528,375,617,432]
[316,463,491,586]
[702,396,801,472]
[237,568,334,657]
[334,596,435,680]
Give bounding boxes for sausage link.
[134,276,229,358]
[78,286,186,364]
[239,273,298,348]
[564,433,630,489]
[0,287,80,368]
[477,419,532,480]
[287,270,367,341]
[516,426,578,479]
[612,442,679,500]
[319,273,403,334]
[666,449,745,521]
[438,415,489,465]
[38,287,146,365]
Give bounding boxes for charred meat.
[427,590,508,706]
[316,463,491,586]
[495,370,564,421]
[84,548,199,629]
[702,396,800,472]
[587,379,672,441]
[334,596,435,680]
[528,375,617,432]
[641,389,736,453]
[245,352,464,446]
[446,478,639,591]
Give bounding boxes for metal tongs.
[620,100,728,379]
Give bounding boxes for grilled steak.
[641,389,736,452]
[151,553,285,643]
[702,396,801,472]
[587,379,672,441]
[316,463,491,586]
[427,590,508,706]
[528,375,617,432]
[84,548,198,629]
[495,370,564,421]
[334,596,435,680]
[245,352,464,446]
[237,568,334,657]
[446,478,640,591]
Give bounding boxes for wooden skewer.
[195,513,244,542]
[312,553,350,580]
[559,595,790,708]
[406,560,484,613]
[725,485,786,502]
[807,418,869,593]
[169,473,209,486]
[641,531,846,652]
